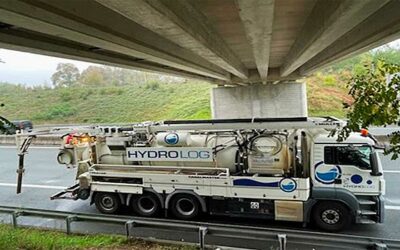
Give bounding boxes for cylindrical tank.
[96,131,290,175]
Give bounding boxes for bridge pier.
[211,82,308,119]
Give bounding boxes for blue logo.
[279,178,297,192]
[315,161,341,184]
[351,174,363,184]
[164,133,179,145]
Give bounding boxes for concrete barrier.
[0,135,61,146]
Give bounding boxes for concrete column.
[211,82,307,119]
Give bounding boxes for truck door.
[319,145,381,194]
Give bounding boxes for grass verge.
[0,224,195,250]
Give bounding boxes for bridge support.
[211,82,308,119]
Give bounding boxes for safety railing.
[0,205,399,250]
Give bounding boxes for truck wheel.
[170,194,201,220]
[94,192,121,214]
[312,201,351,232]
[132,193,161,217]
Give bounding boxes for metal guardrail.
[0,205,399,250]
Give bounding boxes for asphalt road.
[0,146,399,248]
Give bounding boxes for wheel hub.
[101,196,115,210]
[321,209,340,225]
[176,198,195,216]
[138,197,156,213]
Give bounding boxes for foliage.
[323,46,400,74]
[51,63,80,87]
[0,224,194,250]
[336,60,400,159]
[0,75,351,124]
[33,104,76,121]
[0,103,15,134]
[79,66,106,86]
[0,82,212,124]
[306,72,351,118]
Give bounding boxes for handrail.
[0,205,398,250]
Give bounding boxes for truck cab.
[309,132,385,229]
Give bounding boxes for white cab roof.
[314,132,375,145]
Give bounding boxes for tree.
[51,63,80,87]
[336,60,400,159]
[79,66,106,86]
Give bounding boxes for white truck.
[49,117,385,232]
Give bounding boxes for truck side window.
[324,146,371,169]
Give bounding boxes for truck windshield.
[324,145,372,169]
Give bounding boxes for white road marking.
[383,170,400,174]
[0,146,58,149]
[385,205,400,210]
[0,183,66,190]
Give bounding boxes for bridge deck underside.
[0,0,399,85]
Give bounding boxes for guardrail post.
[125,220,136,238]
[11,211,23,228]
[65,216,78,235]
[373,243,388,250]
[277,234,287,250]
[198,226,208,250]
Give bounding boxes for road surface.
[0,146,399,247]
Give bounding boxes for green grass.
[0,224,195,250]
[0,81,212,124]
[0,76,350,125]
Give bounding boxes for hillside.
[0,77,349,124]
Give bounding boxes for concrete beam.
[0,0,229,81]
[237,0,274,81]
[280,0,390,77]
[300,0,400,75]
[96,0,248,80]
[230,68,301,85]
[0,28,219,83]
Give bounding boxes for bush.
[145,81,160,90]
[34,104,76,120]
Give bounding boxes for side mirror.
[370,152,382,176]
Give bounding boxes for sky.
[0,50,99,86]
[0,39,400,86]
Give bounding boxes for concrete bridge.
[0,0,399,118]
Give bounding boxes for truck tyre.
[94,192,121,214]
[169,194,201,220]
[132,193,161,217]
[312,201,351,232]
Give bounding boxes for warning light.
[360,128,369,137]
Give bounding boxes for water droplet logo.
[164,133,179,145]
[279,178,297,192]
[315,162,341,184]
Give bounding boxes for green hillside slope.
[0,81,211,124]
[1,77,349,124]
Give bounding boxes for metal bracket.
[198,226,208,250]
[125,220,136,238]
[11,211,24,228]
[277,234,287,250]
[65,215,79,234]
